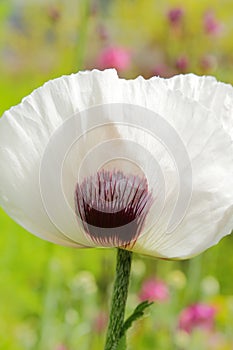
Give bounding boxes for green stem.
[104,248,133,350]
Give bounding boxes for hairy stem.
[104,248,133,350]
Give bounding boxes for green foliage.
[121,301,153,337]
[115,301,153,350]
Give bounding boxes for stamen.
[75,169,153,247]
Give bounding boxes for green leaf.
[121,300,153,337]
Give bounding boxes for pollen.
[75,169,153,247]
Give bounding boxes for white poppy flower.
[0,69,233,259]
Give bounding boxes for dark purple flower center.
[75,169,153,247]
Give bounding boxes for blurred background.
[1,0,233,349]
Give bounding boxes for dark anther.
[75,169,153,247]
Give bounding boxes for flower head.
[47,6,61,23]
[200,55,217,73]
[167,7,184,26]
[1,70,233,259]
[139,278,169,302]
[203,11,223,36]
[93,311,108,333]
[97,47,131,71]
[97,24,109,41]
[55,346,68,350]
[175,55,189,72]
[152,63,172,78]
[178,303,216,333]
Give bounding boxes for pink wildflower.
[93,311,108,333]
[175,55,189,72]
[47,6,61,23]
[200,55,217,72]
[97,24,109,41]
[55,345,68,350]
[167,7,184,26]
[139,278,169,302]
[97,47,131,71]
[152,63,169,77]
[178,303,216,333]
[204,11,223,36]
